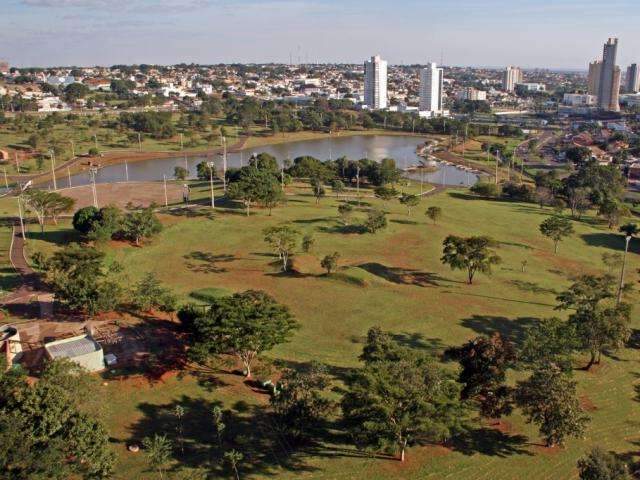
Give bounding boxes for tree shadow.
[292,217,333,225]
[318,224,367,235]
[390,332,446,356]
[356,262,445,287]
[449,427,531,457]
[446,290,556,308]
[460,314,540,345]
[390,219,419,225]
[27,228,79,245]
[508,280,557,295]
[499,241,533,250]
[183,251,236,274]
[627,329,640,349]
[581,233,640,253]
[127,395,319,478]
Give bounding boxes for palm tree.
[617,223,639,304]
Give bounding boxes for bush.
[364,208,387,233]
[501,182,534,202]
[72,206,100,234]
[470,182,501,198]
[88,147,99,156]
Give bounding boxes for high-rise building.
[419,63,444,113]
[502,66,523,92]
[0,61,9,74]
[456,87,487,102]
[597,37,621,112]
[626,63,639,93]
[588,61,602,95]
[364,55,387,110]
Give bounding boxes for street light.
[207,161,216,209]
[222,136,227,192]
[49,149,57,191]
[88,166,98,208]
[617,223,638,305]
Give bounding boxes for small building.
[44,334,104,372]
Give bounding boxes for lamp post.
[222,136,227,192]
[617,223,638,305]
[207,161,215,209]
[88,166,98,208]
[49,149,57,191]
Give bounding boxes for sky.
[2,0,640,69]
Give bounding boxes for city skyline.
[2,0,640,68]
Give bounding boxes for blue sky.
[2,0,639,69]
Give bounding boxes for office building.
[597,37,621,112]
[456,87,487,102]
[502,66,523,92]
[419,62,444,113]
[626,63,639,93]
[364,55,387,110]
[588,61,601,95]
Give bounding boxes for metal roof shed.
[44,334,105,372]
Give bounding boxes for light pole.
[67,167,71,187]
[137,132,142,151]
[49,150,57,191]
[88,166,98,208]
[3,168,7,189]
[222,136,227,192]
[617,223,638,305]
[163,174,168,207]
[180,133,184,150]
[17,195,26,240]
[93,134,98,151]
[356,164,361,206]
[125,159,129,182]
[207,161,215,209]
[70,140,75,158]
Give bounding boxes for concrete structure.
[502,66,523,92]
[44,333,105,372]
[626,63,639,93]
[363,55,387,110]
[0,61,9,74]
[563,93,597,106]
[1,325,23,367]
[620,93,640,107]
[419,62,444,113]
[456,87,487,101]
[597,38,621,112]
[588,61,602,96]
[515,83,546,93]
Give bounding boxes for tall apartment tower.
[587,61,602,95]
[502,66,523,92]
[626,63,640,93]
[597,38,621,112]
[419,63,444,113]
[364,55,388,110]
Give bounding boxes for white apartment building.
[364,55,388,109]
[515,83,545,92]
[502,66,523,92]
[419,63,444,114]
[456,87,487,101]
[563,93,597,106]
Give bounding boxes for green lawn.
[10,185,640,479]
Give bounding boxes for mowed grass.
[17,186,640,479]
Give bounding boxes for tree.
[270,362,333,443]
[330,178,345,197]
[173,165,188,181]
[520,317,578,370]
[0,359,115,479]
[262,187,285,215]
[338,203,354,225]
[46,244,123,315]
[470,182,501,198]
[228,167,281,216]
[399,193,420,215]
[131,272,177,315]
[364,208,387,233]
[88,205,123,243]
[182,290,299,378]
[301,233,315,253]
[374,185,399,203]
[310,176,326,204]
[22,189,76,232]
[441,235,501,284]
[598,199,630,229]
[601,252,623,273]
[539,215,574,254]
[448,333,517,418]
[63,82,90,103]
[224,450,243,480]
[577,447,631,480]
[321,252,340,274]
[263,225,300,272]
[122,206,162,246]
[516,365,589,447]
[342,338,468,462]
[425,206,442,225]
[556,274,631,369]
[73,206,100,234]
[142,434,172,480]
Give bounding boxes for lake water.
[52,135,479,189]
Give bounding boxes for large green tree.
[577,447,630,480]
[539,215,574,254]
[441,235,501,284]
[181,290,299,378]
[263,224,300,272]
[121,206,162,246]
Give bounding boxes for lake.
[52,135,479,189]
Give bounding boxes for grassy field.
[5,183,640,479]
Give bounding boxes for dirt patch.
[58,182,184,209]
[580,395,598,412]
